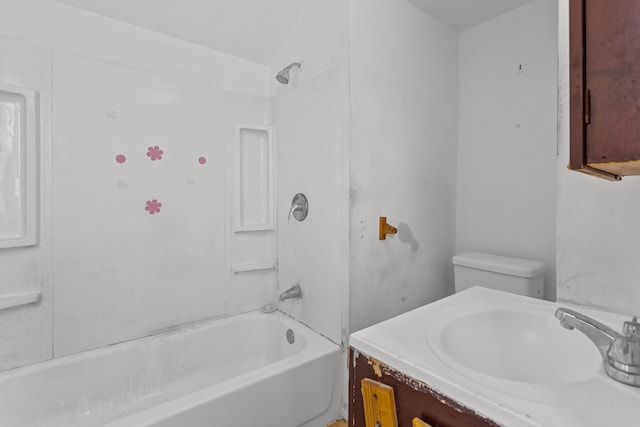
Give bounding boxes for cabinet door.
[570,0,640,179]
[349,350,500,427]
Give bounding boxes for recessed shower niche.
[0,83,38,249]
[234,125,274,231]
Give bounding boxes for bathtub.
[0,311,342,427]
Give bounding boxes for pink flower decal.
[198,156,207,165]
[115,154,126,163]
[146,146,164,161]
[145,199,162,215]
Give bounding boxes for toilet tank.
[452,252,546,299]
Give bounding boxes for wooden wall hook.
[379,217,397,240]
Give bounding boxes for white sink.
[426,304,602,385]
[349,287,640,427]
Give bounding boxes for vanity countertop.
[349,287,640,427]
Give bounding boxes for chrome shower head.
[275,61,303,84]
[276,68,290,84]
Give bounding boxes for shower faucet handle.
[288,193,308,221]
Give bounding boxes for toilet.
[452,252,546,299]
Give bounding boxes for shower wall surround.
[0,83,38,249]
[0,0,272,369]
[271,0,349,345]
[0,39,53,371]
[225,94,277,316]
[52,53,228,356]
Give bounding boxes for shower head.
[275,69,291,84]
[275,61,303,84]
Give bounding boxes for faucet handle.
[607,316,640,380]
[622,316,640,338]
[608,336,640,376]
[288,193,308,221]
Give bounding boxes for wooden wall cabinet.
[569,0,640,180]
[349,349,500,427]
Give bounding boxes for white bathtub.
[0,311,342,427]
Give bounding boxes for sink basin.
[351,287,640,426]
[427,304,602,385]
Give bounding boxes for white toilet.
[452,252,546,299]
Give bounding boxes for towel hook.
[379,217,397,240]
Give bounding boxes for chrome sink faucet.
[279,283,302,301]
[555,308,640,387]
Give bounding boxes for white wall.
[0,0,272,369]
[349,0,459,332]
[271,0,349,346]
[457,0,558,300]
[557,0,640,314]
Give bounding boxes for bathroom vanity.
[349,287,640,427]
[349,350,498,426]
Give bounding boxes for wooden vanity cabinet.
[569,0,640,180]
[349,349,500,427]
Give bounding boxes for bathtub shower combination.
[0,312,341,427]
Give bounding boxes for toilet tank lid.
[452,252,546,278]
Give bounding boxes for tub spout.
[279,284,302,301]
